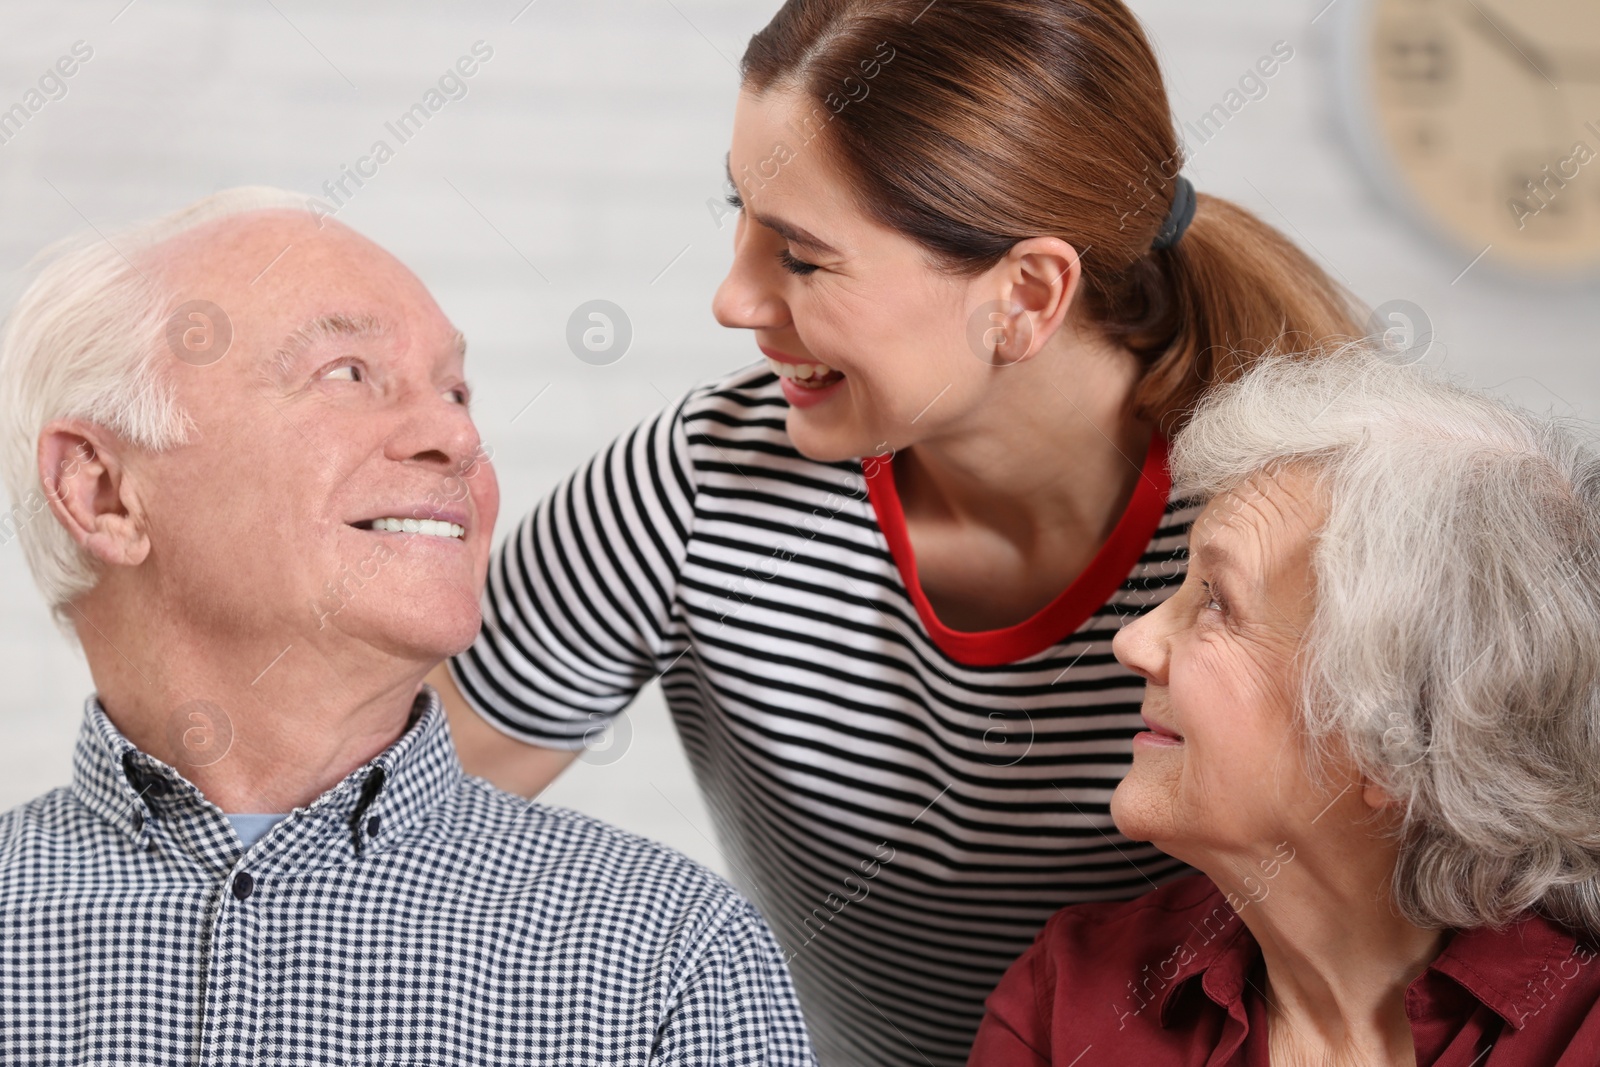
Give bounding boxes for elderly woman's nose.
[1112,605,1169,685]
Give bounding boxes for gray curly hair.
[1173,346,1600,937]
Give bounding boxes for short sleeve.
[652,897,817,1067]
[449,392,698,747]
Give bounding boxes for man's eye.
[445,386,470,406]
[725,189,744,210]
[322,362,364,383]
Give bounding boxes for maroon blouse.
[969,874,1600,1066]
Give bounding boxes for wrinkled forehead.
[1190,463,1327,577]
[142,209,452,375]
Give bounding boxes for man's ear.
[988,236,1085,367]
[38,420,150,568]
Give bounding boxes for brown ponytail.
[742,0,1365,434]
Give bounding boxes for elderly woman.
[969,351,1600,1065]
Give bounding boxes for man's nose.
[384,387,483,474]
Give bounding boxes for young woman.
[429,2,1362,1064]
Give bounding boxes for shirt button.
[232,872,254,900]
[366,816,380,838]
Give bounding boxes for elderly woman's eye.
[1200,580,1225,614]
[445,385,470,405]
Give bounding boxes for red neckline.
[863,436,1171,667]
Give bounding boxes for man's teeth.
[368,518,464,539]
[766,357,842,384]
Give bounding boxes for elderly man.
[0,189,815,1065]
[970,351,1600,1065]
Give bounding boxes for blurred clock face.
[1365,0,1600,274]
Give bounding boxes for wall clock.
[1330,0,1600,281]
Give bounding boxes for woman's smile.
[1133,711,1185,748]
[759,344,847,407]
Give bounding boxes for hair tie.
[1151,175,1197,251]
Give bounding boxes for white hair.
[1173,346,1600,936]
[0,187,313,631]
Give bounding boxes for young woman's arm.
[437,387,701,797]
[427,662,578,797]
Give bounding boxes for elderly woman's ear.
[37,419,151,568]
[1361,775,1402,813]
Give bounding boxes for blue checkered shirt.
[0,689,816,1065]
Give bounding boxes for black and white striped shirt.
[452,365,1198,1067]
[0,690,814,1065]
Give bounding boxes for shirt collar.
[1423,912,1588,1030]
[1152,882,1592,1033]
[1157,895,1259,1027]
[71,686,460,863]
